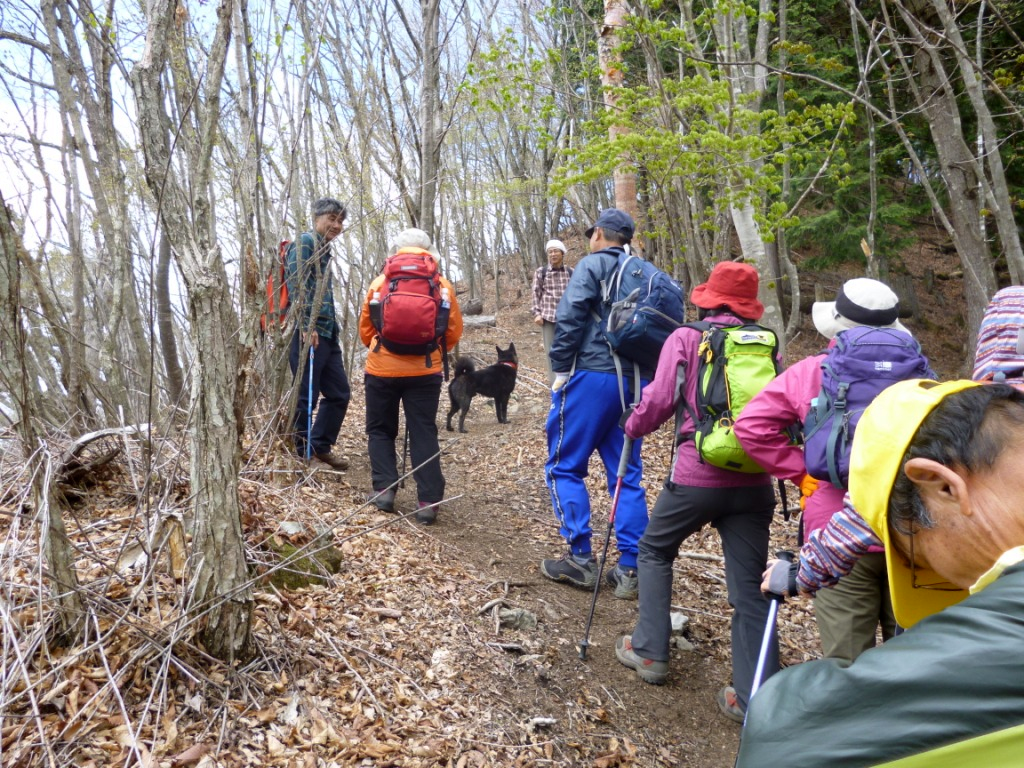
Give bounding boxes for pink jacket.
[625,313,771,489]
[733,351,871,543]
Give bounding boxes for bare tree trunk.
[41,0,153,419]
[131,0,252,662]
[925,0,1024,284]
[712,0,786,348]
[894,1,997,359]
[420,0,442,235]
[156,230,185,409]
[600,0,638,222]
[0,192,84,640]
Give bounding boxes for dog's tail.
[453,356,476,378]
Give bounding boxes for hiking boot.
[615,636,668,685]
[540,552,596,589]
[605,564,639,599]
[415,501,437,525]
[368,488,396,513]
[716,686,745,724]
[313,452,349,470]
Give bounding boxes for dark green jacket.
[737,562,1024,767]
[285,231,336,338]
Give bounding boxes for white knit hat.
[545,239,567,254]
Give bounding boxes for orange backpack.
[260,240,291,333]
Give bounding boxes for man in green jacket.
[737,378,1024,767]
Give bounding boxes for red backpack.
[369,250,451,372]
[260,240,291,333]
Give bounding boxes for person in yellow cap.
[737,379,1024,767]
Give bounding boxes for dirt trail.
[335,300,798,767]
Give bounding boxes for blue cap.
[585,208,635,241]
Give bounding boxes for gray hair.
[391,228,433,252]
[313,197,346,218]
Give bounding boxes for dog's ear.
[508,342,516,352]
[495,345,501,355]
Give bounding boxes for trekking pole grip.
[617,436,634,478]
[765,550,796,602]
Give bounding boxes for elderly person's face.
[888,449,1024,590]
[314,211,345,242]
[547,247,565,268]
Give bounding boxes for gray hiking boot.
[368,488,396,513]
[605,564,639,599]
[615,635,668,685]
[540,552,596,589]
[415,501,438,525]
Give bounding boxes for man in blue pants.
[286,197,351,469]
[540,209,650,600]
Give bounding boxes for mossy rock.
[264,536,343,589]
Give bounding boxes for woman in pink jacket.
[615,262,779,724]
[734,278,929,662]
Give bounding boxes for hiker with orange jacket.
[285,197,352,469]
[359,228,462,525]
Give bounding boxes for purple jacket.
[624,312,771,489]
[733,350,867,543]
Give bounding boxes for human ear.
[904,458,971,517]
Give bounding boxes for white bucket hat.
[812,277,909,340]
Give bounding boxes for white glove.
[552,372,570,392]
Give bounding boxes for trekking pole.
[749,550,796,701]
[777,478,790,521]
[579,435,633,661]
[306,344,315,461]
[400,421,410,489]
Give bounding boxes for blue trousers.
[544,369,648,569]
[290,331,351,456]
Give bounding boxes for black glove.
[765,551,798,599]
[618,405,635,430]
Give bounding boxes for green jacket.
[736,562,1024,767]
[285,231,336,338]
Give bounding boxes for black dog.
[446,343,518,433]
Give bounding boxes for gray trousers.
[541,320,557,386]
[630,480,776,710]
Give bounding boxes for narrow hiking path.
[325,287,823,767]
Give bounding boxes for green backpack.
[678,321,781,473]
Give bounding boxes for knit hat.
[545,239,567,254]
[850,379,978,628]
[690,262,764,321]
[812,278,908,340]
[973,286,1024,385]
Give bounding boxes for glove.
[618,405,635,430]
[552,372,569,392]
[799,473,819,511]
[763,553,799,598]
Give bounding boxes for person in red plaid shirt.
[532,239,573,385]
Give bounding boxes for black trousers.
[364,373,444,503]
[290,331,350,456]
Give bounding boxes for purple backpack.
[803,326,934,489]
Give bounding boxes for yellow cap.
[849,379,980,627]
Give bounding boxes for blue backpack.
[803,326,935,489]
[600,250,685,372]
